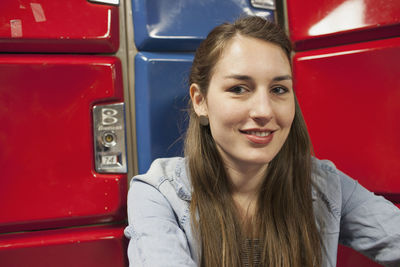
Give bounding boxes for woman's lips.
[240,130,274,144]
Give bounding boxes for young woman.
[125,16,400,267]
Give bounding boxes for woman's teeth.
[248,131,270,137]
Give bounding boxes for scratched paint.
[30,3,46,22]
[10,19,23,38]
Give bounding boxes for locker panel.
[132,0,274,51]
[293,37,400,195]
[286,0,400,51]
[0,55,126,233]
[337,245,381,267]
[0,0,119,53]
[0,225,128,267]
[135,52,193,173]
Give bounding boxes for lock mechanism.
[93,103,127,173]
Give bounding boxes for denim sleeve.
[124,180,197,267]
[339,171,400,267]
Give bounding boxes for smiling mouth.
[243,131,271,137]
[240,130,272,137]
[239,129,275,144]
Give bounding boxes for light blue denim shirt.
[124,157,400,267]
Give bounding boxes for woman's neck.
[223,161,268,219]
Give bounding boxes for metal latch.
[88,0,119,5]
[93,103,127,173]
[250,0,276,10]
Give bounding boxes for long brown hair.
[184,16,321,267]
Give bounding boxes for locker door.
[286,0,400,264]
[286,0,400,50]
[294,38,400,195]
[0,0,119,53]
[132,0,274,51]
[0,226,128,267]
[134,52,193,173]
[132,0,275,173]
[0,55,128,267]
[293,38,400,266]
[0,55,126,233]
[0,1,127,266]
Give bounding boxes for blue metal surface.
[132,0,274,51]
[135,52,194,173]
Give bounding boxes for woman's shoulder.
[311,157,359,193]
[132,157,192,201]
[311,157,360,217]
[311,157,343,193]
[125,157,198,265]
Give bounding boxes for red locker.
[290,14,400,267]
[0,0,119,53]
[0,225,127,267]
[0,55,127,233]
[286,0,400,265]
[286,0,400,50]
[293,37,400,196]
[0,1,126,267]
[337,245,382,267]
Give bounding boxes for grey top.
[124,157,400,267]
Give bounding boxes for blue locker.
[132,0,274,51]
[135,52,194,173]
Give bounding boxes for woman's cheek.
[275,101,295,127]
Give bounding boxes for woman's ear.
[190,83,207,116]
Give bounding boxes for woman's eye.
[228,86,247,94]
[271,86,288,95]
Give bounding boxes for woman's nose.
[249,92,273,123]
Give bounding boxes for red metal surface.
[293,37,400,196]
[337,245,381,267]
[0,225,128,267]
[0,55,126,233]
[0,0,119,53]
[286,0,400,51]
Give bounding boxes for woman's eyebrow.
[224,74,253,81]
[224,74,292,82]
[273,75,292,82]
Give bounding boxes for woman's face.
[191,35,295,170]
